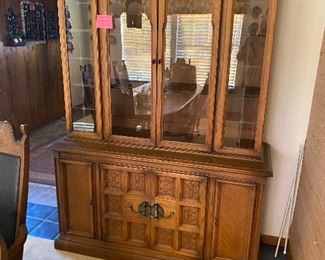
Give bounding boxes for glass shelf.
[223,0,270,149]
[66,0,96,132]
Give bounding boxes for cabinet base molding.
[287,244,292,260]
[55,236,288,260]
[54,236,198,260]
[260,234,286,247]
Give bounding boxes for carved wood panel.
[100,164,207,257]
[181,206,199,226]
[100,165,151,247]
[157,176,176,198]
[151,172,207,258]
[155,227,174,249]
[105,170,122,189]
[128,222,146,242]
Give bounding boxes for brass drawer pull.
[129,202,175,220]
[129,201,151,218]
[151,203,174,220]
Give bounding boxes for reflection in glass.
[224,0,269,149]
[162,0,213,144]
[109,0,152,138]
[66,0,95,132]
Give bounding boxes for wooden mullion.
[204,178,216,259]
[210,180,221,257]
[95,163,102,240]
[254,0,278,153]
[149,172,156,249]
[249,184,265,260]
[91,0,103,139]
[213,0,235,151]
[57,0,72,132]
[151,0,159,146]
[99,0,111,139]
[205,0,222,151]
[156,0,166,146]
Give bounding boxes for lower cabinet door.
[212,180,259,260]
[57,159,96,238]
[151,172,207,259]
[100,164,151,248]
[100,164,208,258]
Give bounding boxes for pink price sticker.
[96,15,113,29]
[29,3,36,11]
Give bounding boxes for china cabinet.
[52,0,278,259]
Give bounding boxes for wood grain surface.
[0,0,64,131]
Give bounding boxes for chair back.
[170,58,197,92]
[113,60,131,89]
[0,122,29,250]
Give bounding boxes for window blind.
[120,13,241,87]
[228,14,244,88]
[164,15,172,69]
[120,13,152,82]
[175,14,213,87]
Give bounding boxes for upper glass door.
[60,0,101,135]
[107,0,157,140]
[157,0,220,149]
[215,0,276,153]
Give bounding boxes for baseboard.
[287,243,292,260]
[260,234,286,247]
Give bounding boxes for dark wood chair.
[111,61,141,135]
[170,58,197,92]
[0,122,29,260]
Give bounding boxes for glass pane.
[109,0,152,138]
[66,0,96,132]
[162,0,213,144]
[224,0,269,149]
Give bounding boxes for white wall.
[262,0,325,235]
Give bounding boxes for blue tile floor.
[26,202,59,240]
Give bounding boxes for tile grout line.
[27,217,58,225]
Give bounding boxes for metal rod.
[274,187,293,257]
[284,144,305,254]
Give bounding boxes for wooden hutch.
[52,0,278,259]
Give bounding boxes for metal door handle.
[129,201,175,220]
[129,201,151,218]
